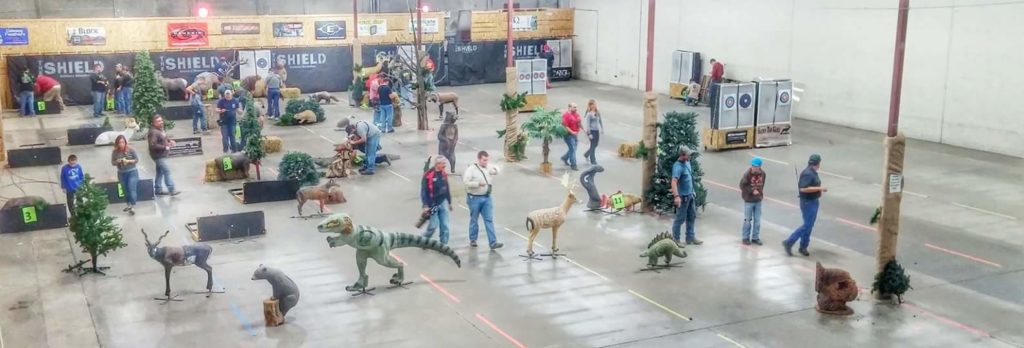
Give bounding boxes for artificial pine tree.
[278,152,319,186]
[69,175,126,276]
[131,51,171,130]
[520,107,568,174]
[872,260,912,303]
[240,97,266,180]
[646,111,708,214]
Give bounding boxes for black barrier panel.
[7,146,61,168]
[7,53,135,106]
[95,179,155,204]
[241,180,300,204]
[158,105,195,121]
[151,49,238,82]
[194,211,265,241]
[448,39,567,86]
[0,204,68,234]
[272,46,353,93]
[67,127,113,146]
[34,100,61,115]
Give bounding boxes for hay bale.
[263,136,282,153]
[204,159,221,182]
[253,79,267,98]
[618,142,638,158]
[281,88,301,99]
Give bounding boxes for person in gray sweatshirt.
[582,99,604,165]
[111,135,139,215]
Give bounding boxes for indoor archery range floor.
[0,80,1021,348]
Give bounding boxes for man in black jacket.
[89,64,108,117]
[17,69,35,117]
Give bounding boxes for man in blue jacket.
[60,154,85,216]
[421,156,453,245]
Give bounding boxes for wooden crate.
[669,82,686,99]
[701,127,754,151]
[520,94,547,112]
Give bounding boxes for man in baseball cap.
[783,154,826,256]
[671,145,702,245]
[739,157,766,245]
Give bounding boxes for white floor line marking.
[627,289,692,321]
[387,169,412,182]
[319,135,336,145]
[747,152,790,165]
[501,227,542,248]
[818,170,854,181]
[717,333,748,348]
[560,256,610,281]
[951,202,1017,221]
[903,190,929,198]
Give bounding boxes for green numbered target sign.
[611,194,626,210]
[22,206,38,223]
[117,183,125,197]
[36,101,46,111]
[223,157,234,171]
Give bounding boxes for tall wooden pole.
[641,0,658,210]
[415,0,428,130]
[502,1,521,162]
[876,0,910,299]
[353,0,361,82]
[507,0,514,68]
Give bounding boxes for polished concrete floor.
[1,80,1022,348]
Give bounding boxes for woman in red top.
[560,102,582,171]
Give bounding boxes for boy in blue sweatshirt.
[61,154,85,216]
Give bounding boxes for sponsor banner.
[358,19,388,37]
[273,22,304,38]
[409,18,440,33]
[755,123,793,148]
[0,27,29,45]
[152,49,236,82]
[221,23,260,35]
[448,39,571,86]
[314,21,346,40]
[725,130,749,145]
[66,27,106,46]
[273,46,353,93]
[6,53,134,106]
[167,23,209,47]
[169,137,203,157]
[512,15,538,32]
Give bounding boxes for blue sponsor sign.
[0,27,29,46]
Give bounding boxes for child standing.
[60,155,85,216]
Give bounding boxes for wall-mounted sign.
[167,23,209,47]
[273,22,304,38]
[358,19,387,37]
[0,27,29,46]
[66,27,106,46]
[168,137,203,157]
[221,23,260,35]
[512,15,538,32]
[755,123,792,148]
[409,18,440,34]
[314,21,346,40]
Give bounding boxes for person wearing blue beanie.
[739,157,766,245]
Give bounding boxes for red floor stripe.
[904,302,992,337]
[704,179,799,209]
[835,218,875,232]
[419,273,461,303]
[389,252,406,265]
[475,313,527,348]
[924,243,1002,268]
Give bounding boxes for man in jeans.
[17,69,35,117]
[671,145,702,245]
[377,80,395,133]
[89,64,108,118]
[116,64,133,115]
[340,117,382,175]
[463,151,504,250]
[215,90,241,153]
[560,103,581,171]
[147,115,180,196]
[783,154,826,256]
[421,156,453,246]
[264,68,283,120]
[186,82,208,134]
[739,157,766,245]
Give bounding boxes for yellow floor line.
[627,289,692,321]
[717,333,747,348]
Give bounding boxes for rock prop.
[296,179,346,216]
[318,213,461,295]
[263,136,283,153]
[204,154,250,182]
[252,265,300,326]
[815,262,859,315]
[579,165,605,210]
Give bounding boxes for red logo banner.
[168,23,209,47]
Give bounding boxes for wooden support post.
[876,133,905,297]
[640,92,658,210]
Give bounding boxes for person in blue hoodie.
[60,154,85,216]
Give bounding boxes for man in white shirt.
[463,151,503,249]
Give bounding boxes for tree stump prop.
[263,299,284,327]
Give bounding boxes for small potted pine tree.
[520,107,568,174]
[279,152,319,186]
[69,175,126,276]
[240,97,266,179]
